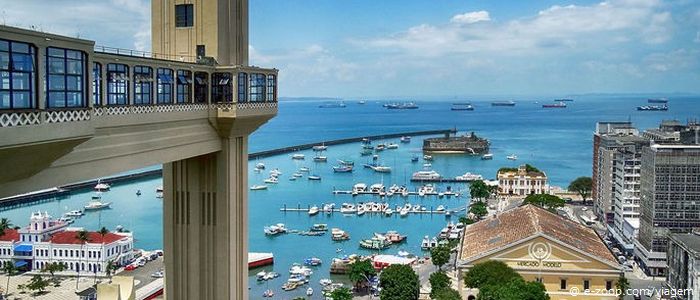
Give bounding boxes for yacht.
[418,184,436,197]
[250,185,268,190]
[455,172,483,181]
[84,201,111,211]
[451,103,474,111]
[312,145,328,151]
[264,223,287,235]
[481,153,493,160]
[400,136,411,143]
[306,287,314,296]
[299,167,310,173]
[371,165,391,173]
[412,170,441,181]
[436,205,445,212]
[332,165,353,173]
[386,143,399,149]
[423,155,433,161]
[507,154,518,160]
[304,257,323,266]
[58,216,74,224]
[264,177,279,184]
[322,203,335,213]
[313,155,328,162]
[65,210,83,217]
[292,154,305,160]
[369,184,385,193]
[340,203,356,214]
[352,183,367,194]
[308,175,322,180]
[94,181,111,192]
[308,206,320,216]
[331,228,350,240]
[255,162,266,170]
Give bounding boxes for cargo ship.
[647,98,668,104]
[491,101,515,106]
[451,103,474,111]
[554,98,574,102]
[543,102,567,108]
[637,105,668,111]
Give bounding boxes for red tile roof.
[0,229,19,242]
[460,204,617,265]
[50,231,125,245]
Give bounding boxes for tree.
[42,262,67,286]
[328,287,353,300]
[75,230,90,290]
[2,263,17,298]
[465,261,549,300]
[458,216,474,225]
[615,274,630,300]
[26,275,49,296]
[464,261,521,289]
[568,177,593,204]
[348,259,376,291]
[469,180,490,200]
[430,245,451,270]
[433,287,462,300]
[0,218,13,236]
[379,264,419,300]
[95,227,110,284]
[429,271,451,299]
[105,260,117,283]
[523,194,565,211]
[469,201,488,220]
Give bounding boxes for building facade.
[635,144,700,276]
[497,164,548,197]
[667,233,700,300]
[457,205,622,300]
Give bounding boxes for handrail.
[94,45,198,63]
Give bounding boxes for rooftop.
[0,229,20,242]
[669,233,700,256]
[49,231,128,245]
[460,204,617,264]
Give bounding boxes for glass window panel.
[66,92,82,107]
[12,53,34,71]
[66,50,82,60]
[49,57,64,73]
[12,91,30,108]
[12,72,30,90]
[66,60,82,75]
[48,48,64,57]
[49,74,65,90]
[0,91,9,108]
[0,52,9,70]
[12,43,29,53]
[1,71,10,89]
[66,76,81,91]
[49,92,66,107]
[0,40,8,51]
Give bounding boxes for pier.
[278,204,467,215]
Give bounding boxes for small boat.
[289,177,297,181]
[423,155,433,161]
[637,105,668,111]
[250,185,268,190]
[322,203,335,213]
[543,101,567,108]
[319,279,333,286]
[65,210,83,217]
[313,155,327,162]
[491,100,516,106]
[371,166,391,173]
[270,169,283,177]
[307,287,314,296]
[282,282,299,291]
[451,103,474,111]
[290,264,314,276]
[299,167,310,172]
[293,172,303,177]
[156,186,163,193]
[455,172,483,181]
[255,162,266,170]
[436,205,445,211]
[399,208,409,217]
[356,206,366,216]
[331,228,350,241]
[386,143,399,149]
[333,165,353,173]
[507,154,518,160]
[264,177,279,184]
[264,223,287,235]
[411,155,419,162]
[340,203,356,214]
[360,148,373,156]
[263,289,274,297]
[481,153,493,160]
[311,224,328,231]
[398,250,410,257]
[337,159,354,166]
[358,100,366,104]
[58,216,74,224]
[292,154,305,160]
[94,181,111,191]
[353,183,368,194]
[304,257,322,266]
[400,136,411,143]
[375,144,386,151]
[308,175,322,180]
[84,201,111,211]
[256,271,267,281]
[135,190,141,196]
[385,208,393,216]
[308,206,320,216]
[312,145,328,151]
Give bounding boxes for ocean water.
[1,96,698,298]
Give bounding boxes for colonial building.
[457,205,622,300]
[0,212,133,275]
[667,232,700,300]
[497,164,548,197]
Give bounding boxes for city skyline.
[1,0,699,97]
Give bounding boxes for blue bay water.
[1,96,698,298]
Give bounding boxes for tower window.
[175,4,194,27]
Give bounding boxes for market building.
[497,164,548,197]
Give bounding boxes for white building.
[497,164,548,197]
[667,233,700,300]
[0,212,133,275]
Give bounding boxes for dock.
[279,204,466,215]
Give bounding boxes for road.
[116,256,164,290]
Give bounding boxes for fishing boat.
[543,101,567,108]
[312,144,328,151]
[386,143,399,149]
[292,154,305,160]
[340,203,356,214]
[311,224,328,231]
[507,154,518,160]
[250,185,268,190]
[84,201,111,211]
[455,172,483,181]
[491,100,516,106]
[65,210,83,217]
[337,159,354,166]
[412,170,441,181]
[332,228,350,241]
[263,177,278,184]
[371,165,391,173]
[451,103,474,111]
[264,223,287,235]
[304,257,322,266]
[94,180,111,192]
[400,136,411,143]
[481,153,493,160]
[299,167,310,172]
[333,165,353,173]
[313,155,327,162]
[308,206,320,216]
[359,235,391,250]
[308,175,322,180]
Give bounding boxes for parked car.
[151,271,164,278]
[155,249,164,256]
[124,264,138,271]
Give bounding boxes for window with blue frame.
[194,72,208,103]
[266,74,276,102]
[106,63,128,105]
[157,68,174,104]
[133,66,153,105]
[46,47,86,108]
[0,39,36,109]
[237,72,247,102]
[249,73,265,102]
[92,62,101,106]
[212,72,232,103]
[176,70,192,103]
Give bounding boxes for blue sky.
[2,0,699,97]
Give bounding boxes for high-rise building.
[635,144,700,276]
[667,232,700,300]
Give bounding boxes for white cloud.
[451,11,490,24]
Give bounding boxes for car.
[124,264,138,271]
[155,249,164,256]
[581,207,588,211]
[137,258,146,267]
[151,271,164,278]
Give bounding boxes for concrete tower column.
[163,135,249,300]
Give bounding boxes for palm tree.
[74,230,90,291]
[105,260,116,283]
[94,227,109,284]
[0,218,13,236]
[3,262,17,298]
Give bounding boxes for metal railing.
[94,45,198,63]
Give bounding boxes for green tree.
[42,262,67,286]
[429,271,451,299]
[379,264,419,300]
[2,263,18,298]
[469,180,490,200]
[433,287,462,300]
[523,194,565,211]
[465,261,549,300]
[568,177,593,204]
[464,260,521,288]
[0,218,13,236]
[26,275,49,296]
[430,245,451,270]
[458,216,474,225]
[615,274,630,300]
[74,230,90,290]
[328,287,353,300]
[95,227,110,284]
[105,260,117,283]
[348,259,376,291]
[469,201,488,220]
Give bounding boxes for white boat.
[436,205,445,211]
[418,184,435,197]
[84,201,111,211]
[269,169,282,176]
[255,162,266,170]
[398,250,410,257]
[58,217,74,224]
[307,287,313,296]
[340,203,356,214]
[423,155,433,161]
[352,183,367,194]
[299,167,310,172]
[455,172,483,181]
[386,143,399,149]
[292,154,305,160]
[308,175,322,180]
[481,153,493,160]
[312,145,328,151]
[313,155,328,162]
[94,181,111,192]
[412,170,441,181]
[385,209,393,216]
[263,177,278,184]
[323,203,335,213]
[289,264,313,276]
[264,223,287,235]
[369,184,385,193]
[357,206,366,216]
[399,208,409,217]
[412,204,421,212]
[250,185,268,190]
[319,279,333,286]
[372,166,391,173]
[400,136,411,143]
[308,206,320,216]
[256,271,267,281]
[65,210,83,217]
[507,154,518,160]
